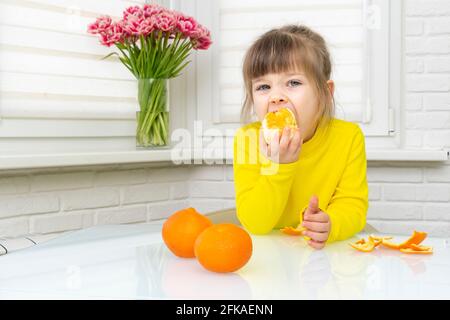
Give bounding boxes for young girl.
[233,24,369,249]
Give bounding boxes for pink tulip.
[123,15,144,36]
[123,5,143,21]
[191,24,212,50]
[176,14,198,37]
[152,10,177,33]
[195,35,212,50]
[88,4,211,50]
[99,22,126,47]
[87,15,112,35]
[143,4,165,18]
[137,18,155,36]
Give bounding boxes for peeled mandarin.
[262,107,298,144]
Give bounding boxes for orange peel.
[381,230,427,250]
[349,237,376,252]
[349,230,433,255]
[400,247,433,254]
[408,243,433,251]
[281,226,306,236]
[369,235,393,247]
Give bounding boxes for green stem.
[136,78,169,147]
[112,32,198,147]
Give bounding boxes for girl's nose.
[269,96,287,104]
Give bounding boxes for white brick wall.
[0,0,449,240]
[0,164,236,238]
[406,0,450,16]
[386,0,450,237]
[1,159,448,239]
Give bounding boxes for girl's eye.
[288,80,302,87]
[255,84,270,91]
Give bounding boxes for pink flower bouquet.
[88,4,211,147]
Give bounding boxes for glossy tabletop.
[0,222,449,300]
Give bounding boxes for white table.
[0,222,449,300]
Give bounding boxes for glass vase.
[136,78,170,148]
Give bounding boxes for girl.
[233,24,369,249]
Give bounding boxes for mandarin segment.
[162,207,213,258]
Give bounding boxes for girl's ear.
[326,80,335,97]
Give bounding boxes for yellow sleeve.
[325,127,369,243]
[233,127,300,235]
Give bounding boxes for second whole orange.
[194,223,253,273]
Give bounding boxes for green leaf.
[116,43,126,50]
[101,52,119,60]
[119,57,134,74]
[170,60,191,78]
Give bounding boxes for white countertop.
[0,222,449,300]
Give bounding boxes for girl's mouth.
[268,105,293,113]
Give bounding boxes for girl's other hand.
[259,127,302,164]
[302,195,331,250]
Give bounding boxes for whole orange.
[194,223,253,273]
[162,207,213,258]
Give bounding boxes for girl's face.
[252,71,321,142]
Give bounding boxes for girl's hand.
[302,195,331,250]
[259,127,302,164]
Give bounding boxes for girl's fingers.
[304,230,329,242]
[303,211,329,223]
[302,221,329,232]
[279,127,291,151]
[260,126,303,162]
[303,195,319,217]
[269,131,280,158]
[308,195,319,213]
[294,138,303,155]
[307,240,326,250]
[288,128,301,152]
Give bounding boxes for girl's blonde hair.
[241,24,335,127]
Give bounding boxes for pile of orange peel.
[281,227,433,255]
[349,230,433,254]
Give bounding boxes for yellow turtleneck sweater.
[233,118,368,243]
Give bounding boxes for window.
[185,0,402,150]
[0,0,147,155]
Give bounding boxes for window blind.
[216,0,367,124]
[0,0,145,155]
